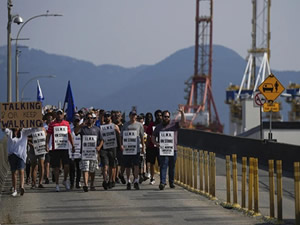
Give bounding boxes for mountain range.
[0,45,299,134]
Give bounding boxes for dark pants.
[69,159,81,186]
[159,151,177,185]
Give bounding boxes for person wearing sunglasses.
[74,112,103,192]
[99,111,121,190]
[151,105,186,190]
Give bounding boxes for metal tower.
[183,0,223,133]
[225,0,273,135]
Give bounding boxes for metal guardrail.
[0,137,8,191]
[175,145,300,225]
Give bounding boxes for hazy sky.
[0,0,299,71]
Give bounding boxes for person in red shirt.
[46,109,75,192]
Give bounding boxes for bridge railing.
[174,146,300,225]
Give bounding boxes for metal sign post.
[259,74,285,142]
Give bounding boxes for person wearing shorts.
[121,110,145,190]
[75,112,103,192]
[146,110,163,184]
[27,127,47,189]
[46,109,75,192]
[100,111,121,189]
[2,127,36,197]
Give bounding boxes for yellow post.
[193,149,198,191]
[269,160,275,218]
[248,157,254,212]
[226,155,231,204]
[188,148,193,190]
[211,153,216,200]
[242,157,247,208]
[180,146,184,185]
[184,147,188,188]
[204,151,209,194]
[209,152,213,197]
[253,158,260,216]
[175,146,179,183]
[277,160,283,221]
[199,150,204,192]
[232,154,240,208]
[190,148,193,190]
[179,146,183,184]
[294,162,300,225]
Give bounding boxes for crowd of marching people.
[1,105,186,196]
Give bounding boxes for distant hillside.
[0,45,299,134]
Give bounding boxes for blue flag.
[37,80,44,102]
[63,81,75,122]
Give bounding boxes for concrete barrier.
[0,137,8,191]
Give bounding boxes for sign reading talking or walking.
[0,102,43,129]
[258,74,285,102]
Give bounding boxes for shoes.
[126,182,131,190]
[83,186,88,192]
[56,185,60,192]
[90,186,96,191]
[20,187,25,196]
[31,184,37,189]
[102,181,108,190]
[38,184,44,188]
[11,190,17,197]
[139,177,144,184]
[108,182,112,189]
[111,182,115,188]
[115,177,120,184]
[134,182,140,190]
[149,178,155,185]
[26,178,30,185]
[159,183,165,190]
[119,174,126,184]
[143,173,150,181]
[45,178,50,184]
[170,183,175,189]
[63,180,70,190]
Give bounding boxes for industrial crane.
[181,0,223,133]
[225,0,279,135]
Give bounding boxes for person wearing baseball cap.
[46,109,75,192]
[120,110,144,190]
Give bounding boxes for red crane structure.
[182,0,223,133]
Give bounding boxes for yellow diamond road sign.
[258,74,285,101]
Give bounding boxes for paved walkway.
[0,168,276,225]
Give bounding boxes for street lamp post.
[21,75,56,102]
[15,13,63,102]
[7,0,23,102]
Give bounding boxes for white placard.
[123,130,137,155]
[53,126,69,150]
[159,131,174,156]
[81,135,97,160]
[69,134,81,159]
[32,131,47,155]
[100,124,117,149]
